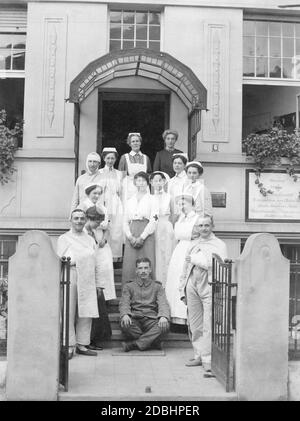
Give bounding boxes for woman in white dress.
[183,161,213,217]
[168,153,188,224]
[122,171,157,286]
[165,194,200,325]
[150,171,176,287]
[79,183,116,302]
[70,151,102,214]
[98,147,123,260]
[118,133,152,204]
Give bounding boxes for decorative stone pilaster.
[203,22,230,142]
[39,16,67,137]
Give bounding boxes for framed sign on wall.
[245,169,300,222]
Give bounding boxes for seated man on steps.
[119,257,170,352]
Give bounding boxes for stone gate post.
[235,233,289,401]
[6,230,61,400]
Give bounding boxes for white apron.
[121,153,148,204]
[183,179,213,217]
[76,252,99,318]
[151,193,176,287]
[58,232,99,318]
[99,168,124,259]
[94,227,116,301]
[168,172,188,217]
[165,211,200,323]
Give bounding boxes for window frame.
[296,93,300,130]
[0,77,25,147]
[0,29,26,147]
[108,8,162,52]
[243,18,300,83]
[0,236,18,282]
[0,30,26,77]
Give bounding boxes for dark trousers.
[121,316,169,350]
[90,291,112,344]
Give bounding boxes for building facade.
[1,0,300,274]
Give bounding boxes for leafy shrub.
[243,127,300,196]
[242,127,300,170]
[0,109,23,185]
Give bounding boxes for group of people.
[58,128,227,375]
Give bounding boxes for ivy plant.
[242,127,300,197]
[0,109,23,185]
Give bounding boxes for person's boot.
[121,341,138,352]
[151,340,164,350]
[185,357,202,367]
[87,343,103,351]
[203,362,215,377]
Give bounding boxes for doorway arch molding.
[70,48,207,178]
[69,48,207,113]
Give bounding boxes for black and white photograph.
[0,0,300,405]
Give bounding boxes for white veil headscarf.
[85,152,101,175]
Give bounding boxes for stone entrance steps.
[105,267,191,349]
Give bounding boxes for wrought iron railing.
[289,263,300,360]
[0,277,7,356]
[59,256,71,391]
[210,255,237,392]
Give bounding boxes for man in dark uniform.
[119,257,170,351]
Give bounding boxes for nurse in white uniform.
[118,133,152,204]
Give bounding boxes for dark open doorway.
[97,90,170,165]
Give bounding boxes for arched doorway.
[69,48,207,177]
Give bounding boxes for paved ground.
[1,351,299,400]
[288,361,300,401]
[59,347,237,401]
[0,359,6,401]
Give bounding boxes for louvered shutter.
[0,6,27,32]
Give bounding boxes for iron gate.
[210,254,237,392]
[59,256,71,391]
